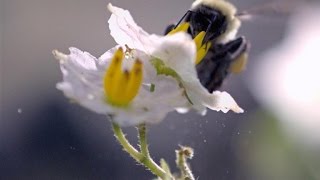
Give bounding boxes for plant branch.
[112,122,167,179]
[112,122,142,161]
[138,123,167,179]
[176,146,195,180]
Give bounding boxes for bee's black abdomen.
[196,36,248,92]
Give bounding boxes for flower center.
[103,47,143,106]
[167,22,211,65]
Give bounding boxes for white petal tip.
[209,91,244,114]
[52,49,68,61]
[107,3,115,13]
[233,107,244,113]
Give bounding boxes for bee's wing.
[237,0,308,21]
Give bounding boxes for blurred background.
[1,0,319,179]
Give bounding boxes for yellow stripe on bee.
[167,22,190,35]
[195,42,212,65]
[125,59,143,102]
[103,47,124,101]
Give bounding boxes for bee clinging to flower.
[165,0,304,93]
[165,0,249,93]
[52,3,246,179]
[53,3,243,127]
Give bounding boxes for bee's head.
[192,0,241,43]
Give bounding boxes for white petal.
[108,3,154,53]
[54,47,189,126]
[97,46,118,69]
[99,74,187,126]
[122,75,188,126]
[209,91,244,113]
[151,32,197,75]
[182,79,243,114]
[149,32,244,113]
[54,48,110,114]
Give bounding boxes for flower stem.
[112,122,167,179]
[138,123,167,179]
[138,124,149,155]
[112,122,142,161]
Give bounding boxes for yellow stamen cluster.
[103,47,143,106]
[193,31,212,64]
[167,22,211,64]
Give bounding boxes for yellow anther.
[112,70,130,105]
[193,31,211,64]
[124,60,143,102]
[104,47,124,97]
[167,22,190,35]
[103,47,143,106]
[195,42,212,65]
[194,31,206,50]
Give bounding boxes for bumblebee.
[165,0,248,93]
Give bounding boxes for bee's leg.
[164,24,176,35]
[227,37,249,73]
[174,10,193,28]
[164,10,194,35]
[196,36,249,92]
[200,17,215,45]
[202,17,228,45]
[222,36,248,59]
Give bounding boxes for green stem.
[112,122,143,162]
[138,124,167,179]
[138,124,149,155]
[112,122,166,179]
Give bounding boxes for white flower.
[53,4,243,127]
[53,47,187,126]
[107,3,243,115]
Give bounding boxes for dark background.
[1,0,317,179]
